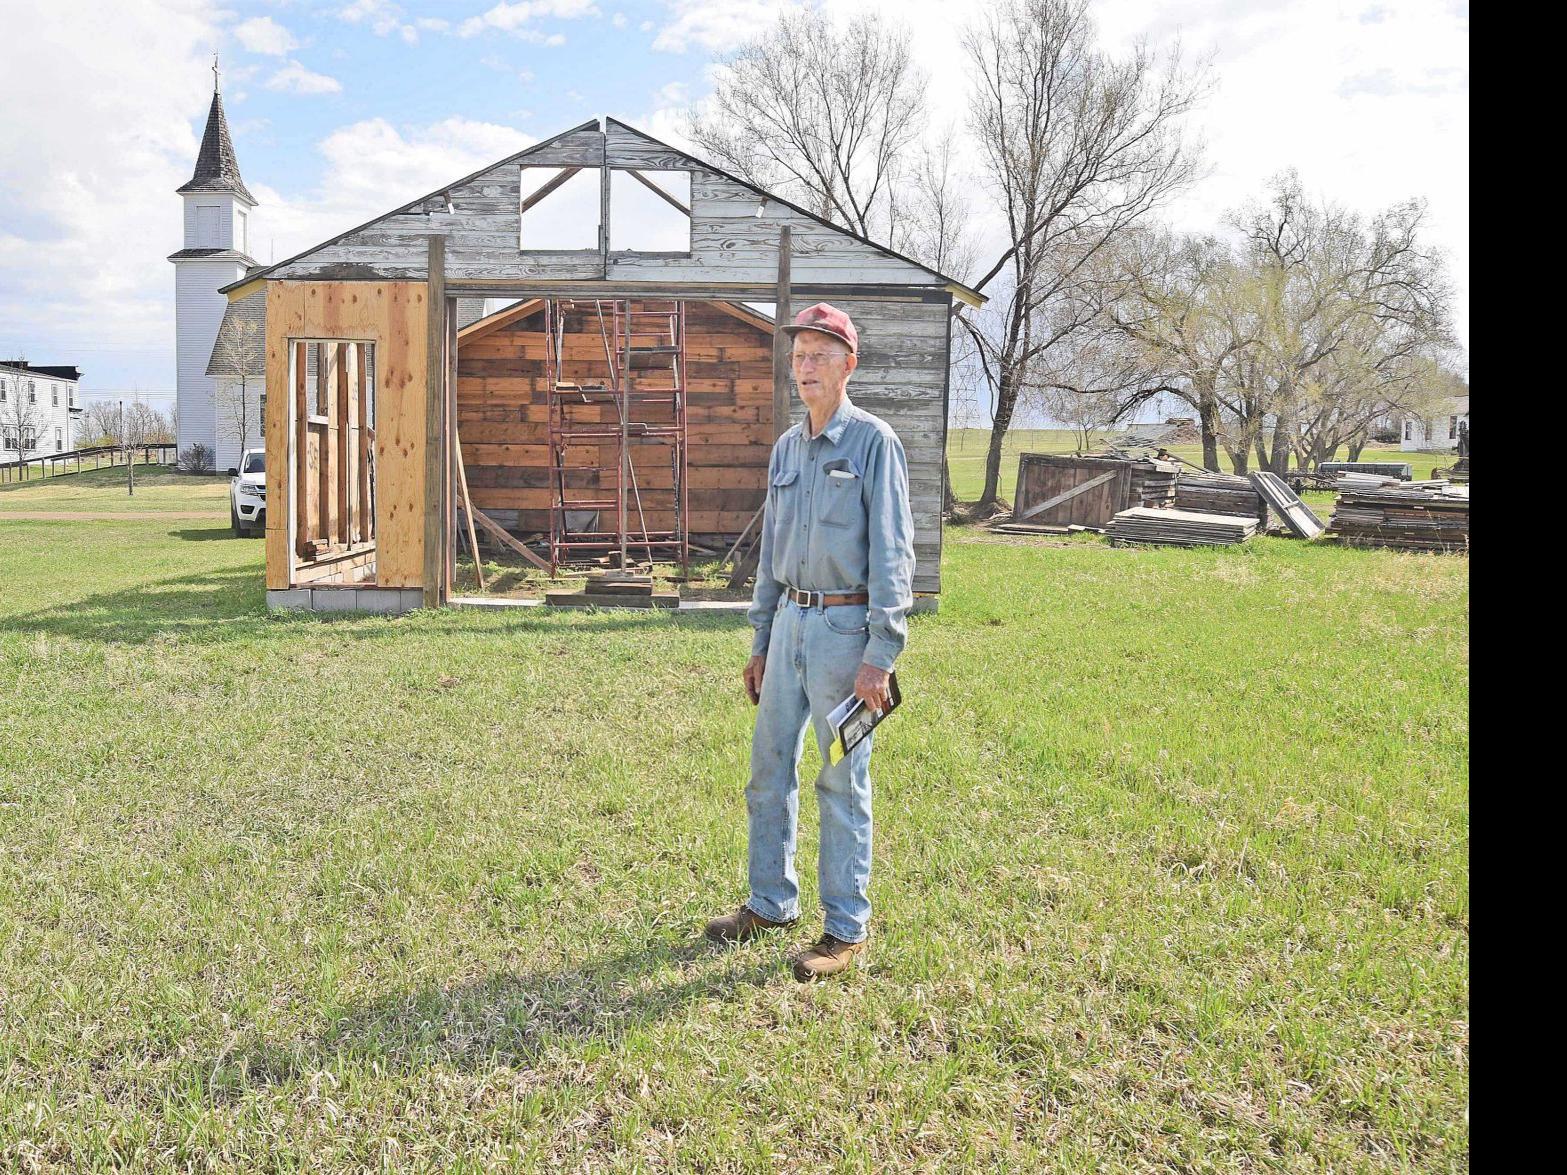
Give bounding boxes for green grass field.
[0,464,229,514]
[0,502,1468,1168]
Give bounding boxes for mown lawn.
[0,512,1467,1170]
[0,465,228,514]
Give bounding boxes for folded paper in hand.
[826,673,902,764]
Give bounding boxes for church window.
[197,205,222,246]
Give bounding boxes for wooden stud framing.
[423,235,448,607]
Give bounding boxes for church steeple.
[177,65,255,205]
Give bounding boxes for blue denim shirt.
[747,397,916,671]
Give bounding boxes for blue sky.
[0,1,1469,416]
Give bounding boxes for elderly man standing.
[705,303,916,981]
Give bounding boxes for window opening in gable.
[519,166,602,251]
[610,170,691,253]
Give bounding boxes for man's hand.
[743,654,766,705]
[854,663,892,715]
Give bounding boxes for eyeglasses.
[791,351,846,368]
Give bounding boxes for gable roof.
[222,117,983,306]
[205,290,266,377]
[179,90,255,205]
[601,118,982,307]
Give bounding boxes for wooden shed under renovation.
[225,117,983,613]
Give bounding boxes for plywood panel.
[265,281,429,588]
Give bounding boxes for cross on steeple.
[212,52,220,93]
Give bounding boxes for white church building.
[170,81,260,472]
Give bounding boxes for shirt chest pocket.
[821,460,861,528]
[770,468,800,528]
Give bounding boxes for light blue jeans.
[745,598,875,943]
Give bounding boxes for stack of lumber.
[1107,507,1259,548]
[1335,471,1403,490]
[1173,472,1267,522]
[1128,459,1179,509]
[544,573,679,609]
[1330,484,1470,552]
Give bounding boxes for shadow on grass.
[4,565,752,646]
[207,937,775,1094]
[170,526,246,542]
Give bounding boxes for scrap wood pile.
[1330,483,1470,553]
[1126,458,1179,509]
[1107,507,1258,548]
[1172,472,1267,523]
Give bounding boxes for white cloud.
[0,1,226,388]
[652,0,791,53]
[458,0,601,38]
[613,12,628,29]
[338,0,419,43]
[266,61,344,95]
[250,117,535,266]
[1091,0,1470,345]
[233,15,299,56]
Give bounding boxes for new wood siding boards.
[264,281,428,590]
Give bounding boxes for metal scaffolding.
[545,298,689,575]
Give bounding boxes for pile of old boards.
[1107,470,1323,548]
[993,453,1179,535]
[545,572,679,609]
[1171,472,1268,525]
[1107,508,1259,547]
[1330,482,1470,553]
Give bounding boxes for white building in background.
[0,361,82,460]
[206,290,266,472]
[1401,394,1470,452]
[170,77,256,469]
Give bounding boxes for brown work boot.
[705,905,797,944]
[790,933,868,981]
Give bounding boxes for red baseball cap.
[781,302,858,354]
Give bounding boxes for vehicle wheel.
[231,506,244,536]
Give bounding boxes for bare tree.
[959,0,1208,507]
[1230,171,1455,472]
[118,400,166,495]
[81,400,123,447]
[686,8,927,247]
[1086,229,1254,470]
[211,312,266,464]
[0,367,45,465]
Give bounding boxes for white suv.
[230,448,266,537]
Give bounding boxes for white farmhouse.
[170,79,256,469]
[0,361,83,460]
[1400,394,1470,452]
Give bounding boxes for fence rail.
[0,443,178,484]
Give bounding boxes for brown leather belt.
[786,587,869,608]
